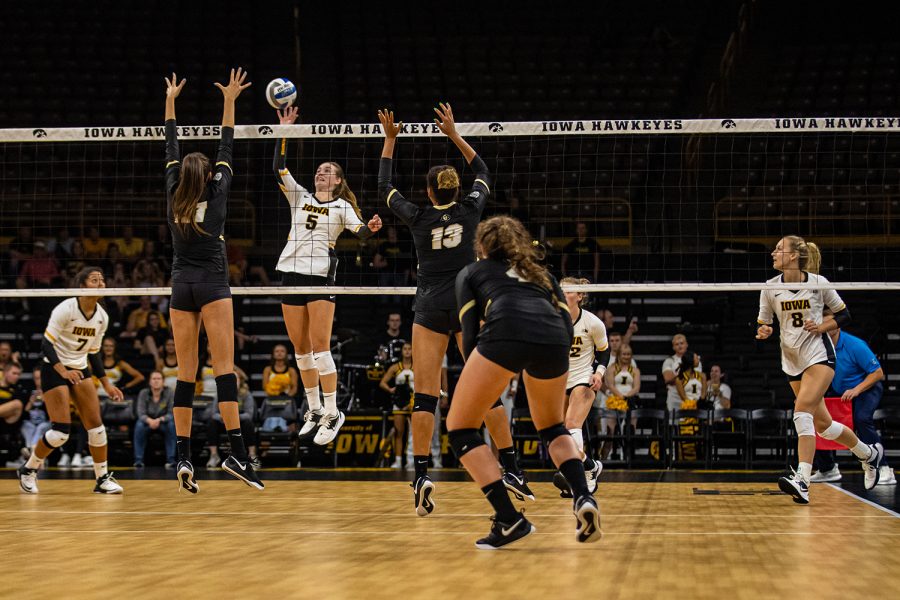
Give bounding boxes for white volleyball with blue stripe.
[266,78,298,109]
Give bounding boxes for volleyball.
[266,78,298,109]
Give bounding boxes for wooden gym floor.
[1,470,898,600]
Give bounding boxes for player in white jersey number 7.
[756,236,883,504]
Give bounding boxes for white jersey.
[275,173,366,276]
[679,369,704,403]
[43,298,109,370]
[566,308,609,389]
[663,354,703,408]
[609,363,637,397]
[757,272,845,376]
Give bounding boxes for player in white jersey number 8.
[756,236,883,504]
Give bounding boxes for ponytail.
[805,242,821,274]
[426,165,461,204]
[476,216,552,291]
[173,152,210,235]
[785,235,821,274]
[327,162,363,220]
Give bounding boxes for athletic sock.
[93,460,108,479]
[177,436,191,462]
[323,390,337,415]
[305,387,322,412]
[850,441,872,460]
[481,479,519,522]
[559,457,590,498]
[228,429,248,461]
[498,446,521,475]
[797,462,813,481]
[414,455,429,480]
[569,428,584,454]
[25,454,44,470]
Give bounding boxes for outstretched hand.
[434,102,457,137]
[278,106,299,125]
[378,109,402,139]
[214,67,251,101]
[165,73,186,99]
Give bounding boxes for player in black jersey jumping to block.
[378,106,532,517]
[163,69,263,493]
[273,106,382,445]
[451,216,602,549]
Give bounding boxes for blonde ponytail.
[785,235,821,274]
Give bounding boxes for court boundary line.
[825,483,900,519]
[2,528,899,536]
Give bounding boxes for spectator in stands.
[104,242,122,275]
[662,334,702,412]
[121,296,167,339]
[132,256,166,289]
[156,337,179,392]
[115,225,144,263]
[63,239,87,282]
[108,261,131,288]
[16,241,61,288]
[136,311,170,361]
[675,352,706,408]
[21,366,50,457]
[153,223,174,266]
[601,344,640,460]
[706,364,732,410]
[375,312,408,365]
[0,341,21,371]
[206,372,258,469]
[0,361,26,428]
[596,308,638,345]
[82,226,108,259]
[372,225,413,302]
[139,240,170,274]
[6,226,34,276]
[95,338,145,399]
[47,228,74,261]
[561,221,600,282]
[133,371,176,467]
[380,342,414,468]
[262,344,299,398]
[811,326,894,485]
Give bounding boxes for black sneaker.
[778,468,810,504]
[177,460,199,494]
[94,472,124,494]
[502,471,535,501]
[222,455,265,490]
[574,495,602,543]
[412,475,435,516]
[552,471,573,498]
[475,512,535,550]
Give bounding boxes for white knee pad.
[313,350,336,375]
[44,426,70,448]
[817,420,844,440]
[792,411,815,437]
[297,352,315,371]
[568,428,584,454]
[87,425,107,447]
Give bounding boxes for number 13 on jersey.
[430,224,463,249]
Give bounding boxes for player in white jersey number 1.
[18,267,124,494]
[756,236,883,504]
[552,278,609,497]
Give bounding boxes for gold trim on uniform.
[458,300,476,321]
[44,331,56,342]
[474,178,490,194]
[166,160,180,168]
[386,189,399,206]
[216,161,233,174]
[484,298,493,316]
[433,201,457,210]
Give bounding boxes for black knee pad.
[215,373,238,403]
[491,399,503,410]
[174,380,195,409]
[539,423,570,448]
[448,428,486,459]
[413,393,438,414]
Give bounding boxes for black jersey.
[455,258,573,359]
[378,156,491,310]
[165,119,233,283]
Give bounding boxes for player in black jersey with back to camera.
[378,106,532,517]
[163,69,262,493]
[450,216,602,549]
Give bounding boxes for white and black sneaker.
[299,408,324,438]
[861,443,884,490]
[313,411,345,445]
[778,468,810,504]
[809,465,842,483]
[585,460,603,494]
[17,465,38,494]
[502,471,535,502]
[475,512,535,550]
[94,472,124,494]
[552,471,573,498]
[222,455,265,490]
[574,495,602,543]
[412,475,435,516]
[177,460,199,494]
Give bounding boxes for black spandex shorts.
[566,382,592,396]
[171,280,232,312]
[281,272,335,306]
[477,340,569,380]
[41,362,92,392]
[786,359,835,382]
[414,307,460,334]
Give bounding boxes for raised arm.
[163,74,185,193]
[377,109,418,223]
[273,106,305,190]
[164,73,185,124]
[214,67,251,129]
[434,103,476,164]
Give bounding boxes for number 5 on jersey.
[431,224,463,249]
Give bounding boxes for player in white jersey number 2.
[756,236,883,504]
[18,267,124,495]
[552,278,610,498]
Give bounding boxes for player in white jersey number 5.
[552,277,609,497]
[274,106,382,446]
[18,267,124,495]
[756,236,883,504]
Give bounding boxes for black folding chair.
[668,409,712,468]
[710,408,750,468]
[750,408,792,467]
[627,408,667,468]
